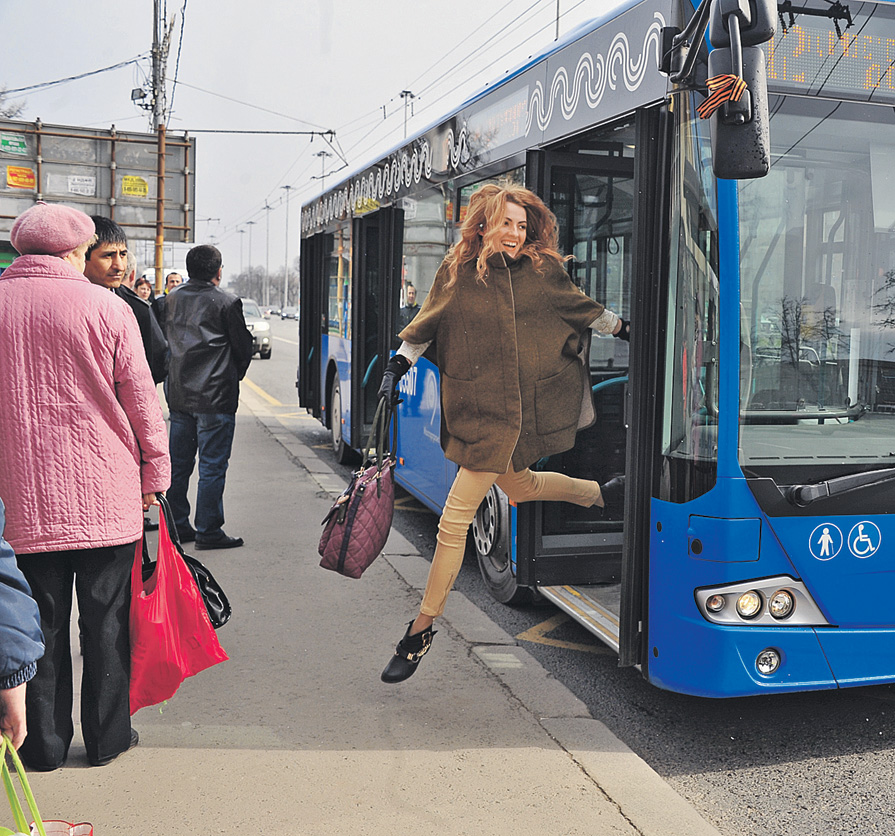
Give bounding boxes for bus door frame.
[518,103,671,669]
[298,232,327,419]
[350,207,404,443]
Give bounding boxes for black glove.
[614,318,630,342]
[378,354,412,406]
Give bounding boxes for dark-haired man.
[84,216,128,289]
[157,245,253,549]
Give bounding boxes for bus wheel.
[330,374,352,464]
[472,486,531,605]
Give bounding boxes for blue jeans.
[168,411,236,539]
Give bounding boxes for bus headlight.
[769,590,795,619]
[756,648,781,676]
[736,590,762,619]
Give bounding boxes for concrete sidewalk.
[27,399,723,836]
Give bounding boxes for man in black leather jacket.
[157,245,253,550]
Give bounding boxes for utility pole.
[314,150,332,189]
[264,203,272,308]
[281,185,293,309]
[246,220,256,276]
[400,90,415,139]
[151,0,174,294]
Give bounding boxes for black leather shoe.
[90,728,138,767]
[599,476,625,512]
[195,533,244,550]
[143,517,159,532]
[381,621,437,684]
[176,526,197,543]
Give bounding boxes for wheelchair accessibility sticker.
[809,523,843,560]
[848,521,881,558]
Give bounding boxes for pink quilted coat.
[0,254,171,554]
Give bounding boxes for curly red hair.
[443,184,568,287]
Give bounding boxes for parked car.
[242,298,271,359]
[280,306,298,320]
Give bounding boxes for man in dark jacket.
[158,245,253,550]
[0,498,44,751]
[119,251,168,384]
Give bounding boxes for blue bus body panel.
[322,334,353,446]
[648,486,895,697]
[394,357,457,514]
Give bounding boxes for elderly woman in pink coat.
[0,202,170,770]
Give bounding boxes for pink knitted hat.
[10,201,96,257]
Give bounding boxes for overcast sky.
[0,0,625,281]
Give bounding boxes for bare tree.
[0,87,24,119]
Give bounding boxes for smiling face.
[84,241,128,288]
[495,201,527,257]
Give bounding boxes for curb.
[242,398,723,836]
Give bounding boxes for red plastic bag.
[129,506,228,714]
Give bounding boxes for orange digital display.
[766,9,895,103]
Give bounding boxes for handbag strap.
[0,735,47,836]
[362,398,396,473]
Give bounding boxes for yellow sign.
[6,166,35,189]
[121,175,149,197]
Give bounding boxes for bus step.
[538,584,621,654]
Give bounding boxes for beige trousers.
[419,467,601,617]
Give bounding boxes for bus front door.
[508,112,667,663]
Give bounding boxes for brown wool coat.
[399,252,604,473]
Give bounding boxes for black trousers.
[17,541,136,768]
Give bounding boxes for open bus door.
[510,107,669,668]
[298,233,326,418]
[350,207,404,443]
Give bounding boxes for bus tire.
[472,485,532,605]
[330,373,353,464]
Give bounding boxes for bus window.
[398,187,452,337]
[326,226,351,338]
[457,168,525,225]
[738,98,895,480]
[660,92,720,503]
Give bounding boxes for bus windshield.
[739,97,895,471]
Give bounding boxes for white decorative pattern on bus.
[302,11,665,234]
[527,12,665,134]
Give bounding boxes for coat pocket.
[441,372,485,445]
[535,361,581,436]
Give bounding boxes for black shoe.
[143,517,159,532]
[599,476,625,513]
[176,526,197,543]
[381,621,437,684]
[195,533,244,550]
[89,728,139,767]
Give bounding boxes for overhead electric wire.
[167,0,189,128]
[5,55,149,95]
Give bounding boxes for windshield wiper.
[785,466,895,507]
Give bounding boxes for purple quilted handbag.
[319,400,396,578]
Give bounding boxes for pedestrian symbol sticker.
[809,523,843,561]
[848,521,881,559]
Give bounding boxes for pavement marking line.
[516,613,611,655]
[243,377,284,406]
[274,335,299,345]
[393,496,430,513]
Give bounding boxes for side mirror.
[709,45,770,179]
[709,0,776,47]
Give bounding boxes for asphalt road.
[246,316,895,836]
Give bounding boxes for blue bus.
[299,0,895,697]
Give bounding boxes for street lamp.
[238,227,246,274]
[264,203,272,308]
[281,185,293,309]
